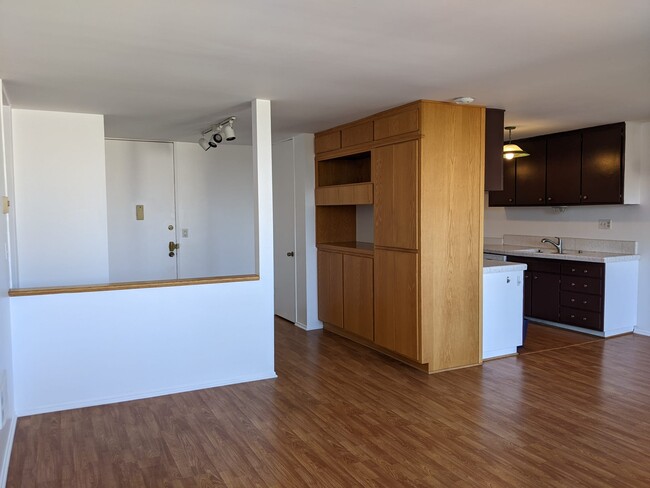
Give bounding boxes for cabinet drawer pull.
[571,298,576,302]
[583,300,588,304]
[548,197,552,201]
[582,317,587,321]
[570,314,576,318]
[571,282,576,287]
[538,197,543,202]
[583,195,588,200]
[508,198,513,203]
[583,284,588,288]
[571,268,576,272]
[583,270,588,274]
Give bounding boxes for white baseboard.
[1,416,17,488]
[634,327,650,337]
[17,371,277,417]
[294,321,323,331]
[529,318,634,338]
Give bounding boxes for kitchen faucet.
[541,236,563,254]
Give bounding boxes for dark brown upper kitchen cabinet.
[515,138,547,206]
[581,123,624,204]
[488,158,516,206]
[530,271,560,322]
[484,108,505,191]
[546,132,582,205]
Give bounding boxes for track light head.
[212,133,223,144]
[223,123,236,141]
[198,137,210,151]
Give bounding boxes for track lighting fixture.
[197,116,237,151]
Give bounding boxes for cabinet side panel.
[419,103,484,369]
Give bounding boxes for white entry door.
[272,139,297,322]
[105,140,177,282]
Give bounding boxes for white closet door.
[272,139,297,322]
[105,140,177,282]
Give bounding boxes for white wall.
[291,134,320,330]
[10,99,276,415]
[11,109,109,287]
[174,143,256,278]
[0,82,16,488]
[484,121,650,334]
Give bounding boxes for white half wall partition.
[10,99,276,416]
[11,109,109,287]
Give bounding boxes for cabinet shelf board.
[315,182,373,206]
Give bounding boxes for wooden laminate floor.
[518,322,603,355]
[8,317,650,487]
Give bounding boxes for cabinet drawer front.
[315,131,341,154]
[561,276,602,295]
[560,307,603,331]
[561,262,604,279]
[341,122,373,148]
[508,256,561,274]
[374,109,419,140]
[560,292,602,313]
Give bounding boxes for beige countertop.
[484,244,639,263]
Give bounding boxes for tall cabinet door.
[373,140,419,250]
[515,138,547,206]
[343,255,374,341]
[317,250,343,328]
[546,132,582,205]
[581,124,623,204]
[374,249,419,361]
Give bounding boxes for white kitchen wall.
[11,109,109,287]
[174,143,256,278]
[10,99,275,415]
[0,81,16,488]
[484,121,650,334]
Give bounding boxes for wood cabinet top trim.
[9,274,260,297]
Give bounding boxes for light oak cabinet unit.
[315,100,485,374]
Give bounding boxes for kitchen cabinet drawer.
[560,307,603,331]
[315,131,341,154]
[508,256,561,274]
[560,291,602,313]
[341,121,373,148]
[561,276,603,295]
[561,261,604,279]
[374,109,419,140]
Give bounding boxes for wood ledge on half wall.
[8,274,260,297]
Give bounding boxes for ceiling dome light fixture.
[503,126,529,160]
[198,116,237,151]
[453,96,475,104]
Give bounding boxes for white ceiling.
[1,0,649,144]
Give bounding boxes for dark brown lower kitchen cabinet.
[317,250,343,327]
[374,248,419,361]
[546,132,582,205]
[523,271,532,316]
[515,138,547,206]
[530,272,560,321]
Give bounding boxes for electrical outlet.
[598,219,612,230]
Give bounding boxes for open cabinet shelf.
[315,182,373,206]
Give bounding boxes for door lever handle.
[169,241,179,252]
[286,251,295,257]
